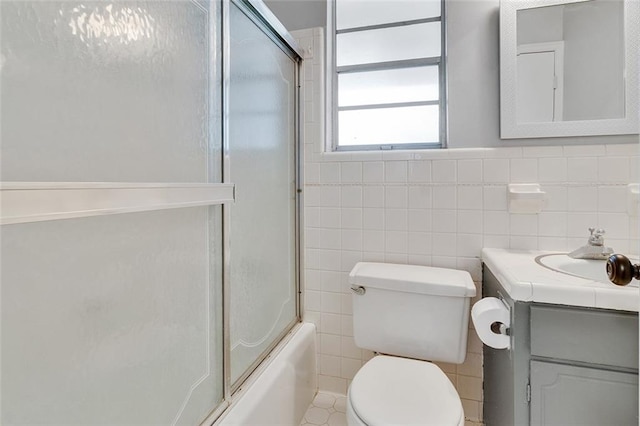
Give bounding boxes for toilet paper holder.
[490,321,510,336]
[472,295,512,350]
[490,295,510,336]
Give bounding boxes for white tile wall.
[292,28,640,424]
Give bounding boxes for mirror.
[500,0,639,139]
[517,1,624,123]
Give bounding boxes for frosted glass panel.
[337,22,441,67]
[339,105,439,146]
[339,66,439,106]
[228,4,297,385]
[337,0,441,30]
[0,0,221,183]
[1,207,223,425]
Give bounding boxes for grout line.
[304,182,636,188]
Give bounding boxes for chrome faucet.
[568,228,614,260]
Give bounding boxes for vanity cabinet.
[483,265,639,426]
[530,361,638,425]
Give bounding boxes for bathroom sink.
[536,253,638,286]
[483,248,640,311]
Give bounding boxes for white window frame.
[326,0,448,151]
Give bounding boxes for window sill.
[316,147,501,162]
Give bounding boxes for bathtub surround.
[216,323,317,426]
[293,27,639,425]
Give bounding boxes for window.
[329,0,446,150]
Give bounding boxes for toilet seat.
[348,356,464,426]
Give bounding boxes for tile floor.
[300,392,348,426]
[301,391,485,426]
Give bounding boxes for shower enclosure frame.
[0,0,304,422]
[220,0,305,409]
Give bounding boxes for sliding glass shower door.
[1,0,301,422]
[1,1,225,424]
[227,2,299,387]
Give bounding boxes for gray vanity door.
[530,361,639,426]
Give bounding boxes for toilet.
[346,262,477,426]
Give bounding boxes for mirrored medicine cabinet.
[500,0,639,139]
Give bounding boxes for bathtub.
[214,322,317,426]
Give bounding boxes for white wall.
[293,26,639,425]
[445,0,636,148]
[271,0,638,148]
[263,0,326,30]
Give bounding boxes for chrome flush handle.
[350,285,366,296]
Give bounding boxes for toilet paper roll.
[471,297,511,350]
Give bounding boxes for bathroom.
[1,0,638,425]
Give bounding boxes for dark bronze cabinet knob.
[606,254,640,286]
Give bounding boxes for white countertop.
[482,248,639,312]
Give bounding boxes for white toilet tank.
[349,262,476,364]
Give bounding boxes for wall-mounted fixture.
[500,0,639,138]
[472,297,511,350]
[508,183,547,213]
[568,228,614,260]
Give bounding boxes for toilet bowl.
[346,262,476,426]
[345,356,464,426]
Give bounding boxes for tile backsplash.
[293,28,639,425]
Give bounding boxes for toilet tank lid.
[349,262,476,297]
